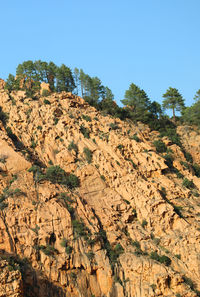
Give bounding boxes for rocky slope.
[0,81,200,297]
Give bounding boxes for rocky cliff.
[0,82,200,297]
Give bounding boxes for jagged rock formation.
[0,80,200,296]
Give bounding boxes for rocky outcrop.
[0,258,23,296]
[0,79,5,90]
[0,88,200,296]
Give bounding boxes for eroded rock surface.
[0,85,200,296]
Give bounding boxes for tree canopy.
[121,83,151,121]
[162,87,185,122]
[56,64,75,93]
[6,59,200,130]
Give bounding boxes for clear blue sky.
[1,0,200,109]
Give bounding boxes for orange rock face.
[0,78,5,90]
[0,88,200,296]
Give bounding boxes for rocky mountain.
[0,81,200,297]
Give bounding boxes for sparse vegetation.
[150,251,171,266]
[86,251,95,260]
[72,219,90,239]
[68,141,78,153]
[153,140,167,153]
[60,239,73,254]
[80,125,90,138]
[100,175,106,181]
[83,147,93,163]
[109,122,119,130]
[82,114,91,122]
[117,144,124,150]
[3,60,200,297]
[180,161,190,170]
[43,99,51,105]
[0,107,8,125]
[126,158,137,169]
[141,219,147,228]
[192,163,200,177]
[173,168,184,179]
[131,134,140,142]
[131,240,145,256]
[182,178,195,189]
[36,245,58,256]
[30,165,80,188]
[163,153,174,168]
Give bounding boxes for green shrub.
[159,255,171,266]
[72,219,88,237]
[131,240,140,249]
[153,140,167,153]
[109,244,124,263]
[45,166,79,188]
[163,153,174,168]
[100,175,106,181]
[160,187,167,199]
[193,191,200,197]
[65,174,80,189]
[183,276,195,290]
[109,123,119,130]
[184,151,193,163]
[80,125,90,138]
[58,193,74,203]
[141,219,147,228]
[117,144,124,150]
[53,117,59,125]
[126,158,137,169]
[131,134,140,142]
[58,195,74,214]
[192,163,200,177]
[30,139,37,149]
[68,141,78,153]
[43,99,51,105]
[83,147,92,163]
[28,165,41,174]
[65,246,73,254]
[0,107,8,125]
[82,114,91,122]
[180,161,190,170]
[86,251,95,260]
[175,254,181,259]
[173,205,183,217]
[45,166,66,184]
[38,245,58,256]
[182,178,195,189]
[150,251,171,266]
[159,127,182,147]
[173,168,184,179]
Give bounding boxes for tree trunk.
[172,107,176,123]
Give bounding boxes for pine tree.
[121,83,150,120]
[162,87,185,122]
[56,64,75,93]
